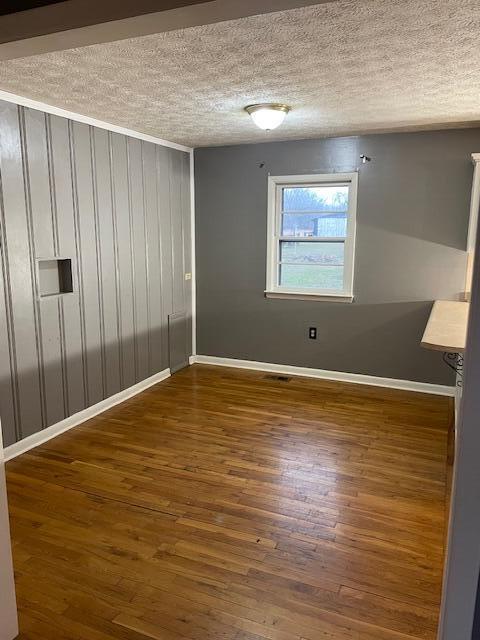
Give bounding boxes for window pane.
[280,242,344,265]
[279,264,344,290]
[281,212,347,237]
[282,185,349,212]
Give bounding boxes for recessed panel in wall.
[38,259,73,297]
[168,311,188,374]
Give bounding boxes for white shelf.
[421,300,469,353]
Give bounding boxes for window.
[266,173,358,301]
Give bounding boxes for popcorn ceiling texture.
[0,0,479,147]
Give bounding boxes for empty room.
[1,1,480,639]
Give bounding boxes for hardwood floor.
[6,364,449,640]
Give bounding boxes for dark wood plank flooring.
[6,364,449,640]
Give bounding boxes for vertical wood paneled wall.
[0,101,192,447]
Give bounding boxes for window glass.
[279,264,344,290]
[281,213,347,238]
[280,242,344,265]
[282,186,349,212]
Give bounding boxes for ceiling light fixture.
[245,103,291,131]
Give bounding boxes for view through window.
[267,174,358,298]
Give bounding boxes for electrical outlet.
[309,327,317,340]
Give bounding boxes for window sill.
[265,290,354,303]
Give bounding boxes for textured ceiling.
[0,0,479,147]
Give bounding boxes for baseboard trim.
[4,368,171,461]
[190,355,455,397]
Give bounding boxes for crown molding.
[0,89,192,153]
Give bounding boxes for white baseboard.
[190,355,455,397]
[4,368,171,461]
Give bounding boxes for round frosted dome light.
[245,104,290,131]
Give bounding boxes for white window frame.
[265,172,358,302]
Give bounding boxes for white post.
[0,422,18,640]
[464,154,480,299]
[437,164,480,638]
[467,154,480,254]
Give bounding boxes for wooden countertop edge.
[421,299,469,354]
[421,339,464,354]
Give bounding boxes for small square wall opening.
[38,259,73,297]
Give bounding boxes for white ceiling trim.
[0,88,192,152]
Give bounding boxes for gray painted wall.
[195,129,480,385]
[0,101,192,448]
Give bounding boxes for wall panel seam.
[46,114,69,418]
[45,115,60,255]
[57,297,69,416]
[155,146,165,372]
[141,143,152,374]
[126,139,138,382]
[189,150,196,356]
[68,120,89,407]
[0,154,22,441]
[19,106,48,429]
[90,127,107,399]
[108,132,124,390]
[168,151,175,314]
[181,155,188,359]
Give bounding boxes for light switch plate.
[185,273,192,281]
